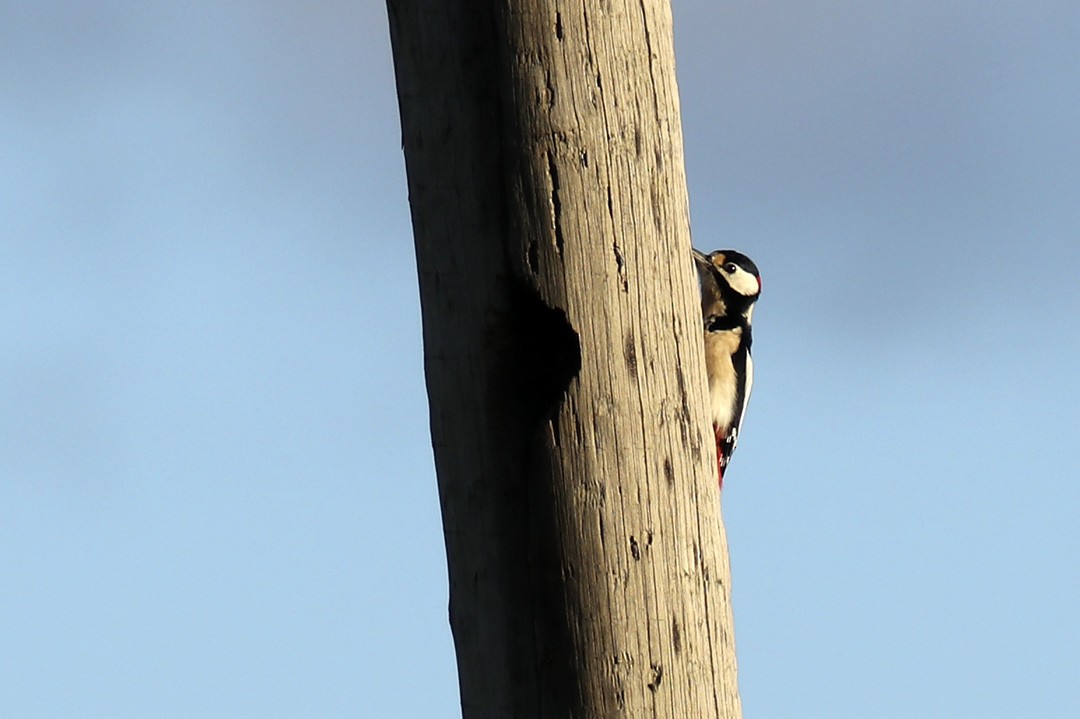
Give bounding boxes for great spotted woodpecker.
[692,248,761,488]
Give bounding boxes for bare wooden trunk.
[387,1,742,716]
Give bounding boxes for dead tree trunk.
[387,1,742,716]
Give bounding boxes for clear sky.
[2,2,1078,717]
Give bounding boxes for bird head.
[692,248,761,320]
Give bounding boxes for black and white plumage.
[692,248,761,488]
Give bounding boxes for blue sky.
[2,2,1078,717]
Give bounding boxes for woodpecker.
[692,248,761,488]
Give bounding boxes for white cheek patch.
[727,267,760,297]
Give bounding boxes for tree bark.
[387,1,741,716]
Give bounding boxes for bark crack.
[636,0,662,121]
[546,150,566,256]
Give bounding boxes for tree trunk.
[386,1,742,716]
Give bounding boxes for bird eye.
[723,262,738,273]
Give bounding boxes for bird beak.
[692,248,710,269]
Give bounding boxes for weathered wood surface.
[387,2,741,715]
